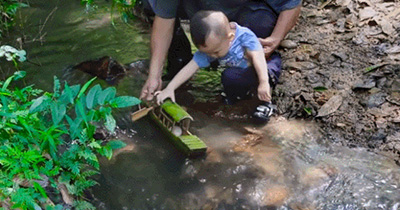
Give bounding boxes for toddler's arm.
[156,59,199,104]
[247,50,272,102]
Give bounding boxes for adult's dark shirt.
[148,0,301,20]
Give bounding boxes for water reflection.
[94,112,400,209]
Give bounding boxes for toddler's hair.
[190,10,228,47]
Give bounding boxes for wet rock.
[280,40,298,49]
[127,59,150,74]
[362,92,387,108]
[352,78,376,90]
[73,56,126,84]
[262,185,289,206]
[301,166,330,187]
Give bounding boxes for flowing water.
[2,1,399,209]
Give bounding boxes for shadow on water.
[3,0,399,209]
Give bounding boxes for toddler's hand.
[155,88,175,105]
[257,81,271,102]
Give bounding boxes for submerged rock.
[73,56,126,84]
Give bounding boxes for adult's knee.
[234,3,278,38]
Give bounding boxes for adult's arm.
[140,16,175,101]
[259,5,301,58]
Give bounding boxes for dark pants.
[221,52,281,102]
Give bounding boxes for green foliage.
[188,69,223,103]
[81,0,137,23]
[0,71,141,208]
[313,86,328,92]
[0,0,29,37]
[304,107,312,115]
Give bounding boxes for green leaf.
[107,140,126,150]
[77,77,97,100]
[59,82,74,104]
[75,98,87,124]
[70,84,81,99]
[53,76,61,97]
[313,86,328,92]
[88,141,101,149]
[86,84,101,109]
[29,95,49,113]
[2,74,14,91]
[13,71,26,80]
[105,114,116,132]
[33,181,48,199]
[98,87,116,105]
[304,107,312,115]
[51,102,66,125]
[74,200,95,210]
[100,145,113,159]
[110,96,141,108]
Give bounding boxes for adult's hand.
[259,5,301,58]
[140,76,162,101]
[259,36,281,58]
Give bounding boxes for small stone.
[307,74,321,84]
[332,52,348,61]
[285,61,317,70]
[362,92,387,108]
[317,95,343,117]
[352,78,376,90]
[391,79,400,92]
[280,40,298,49]
[359,7,377,20]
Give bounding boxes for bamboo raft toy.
[131,100,208,157]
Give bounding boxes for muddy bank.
[175,0,400,164]
[273,0,400,163]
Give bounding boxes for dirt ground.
[273,0,400,164]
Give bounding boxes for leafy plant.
[0,0,29,37]
[0,71,140,209]
[81,0,137,24]
[188,68,223,103]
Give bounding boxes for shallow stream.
[2,1,399,209]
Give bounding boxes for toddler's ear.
[228,32,235,40]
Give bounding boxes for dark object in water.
[73,56,126,84]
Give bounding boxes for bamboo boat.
[133,101,208,157]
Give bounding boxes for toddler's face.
[198,32,231,58]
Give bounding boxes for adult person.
[139,0,302,101]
